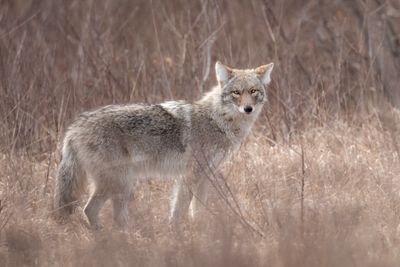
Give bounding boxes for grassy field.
[1,0,400,266]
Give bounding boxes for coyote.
[54,61,274,228]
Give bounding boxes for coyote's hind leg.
[84,190,108,229]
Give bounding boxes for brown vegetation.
[1,0,400,266]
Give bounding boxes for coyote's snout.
[54,61,274,229]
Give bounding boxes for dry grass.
[1,0,400,266]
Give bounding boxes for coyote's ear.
[255,63,274,86]
[215,61,233,87]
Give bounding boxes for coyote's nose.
[244,106,253,114]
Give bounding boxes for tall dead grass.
[1,0,400,266]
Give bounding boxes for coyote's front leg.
[169,178,193,227]
[189,177,210,219]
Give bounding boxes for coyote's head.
[215,61,274,115]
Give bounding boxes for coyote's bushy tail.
[54,140,83,219]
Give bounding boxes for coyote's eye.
[231,90,240,96]
[250,89,258,94]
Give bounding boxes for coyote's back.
[54,61,274,228]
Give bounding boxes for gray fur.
[53,61,274,228]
